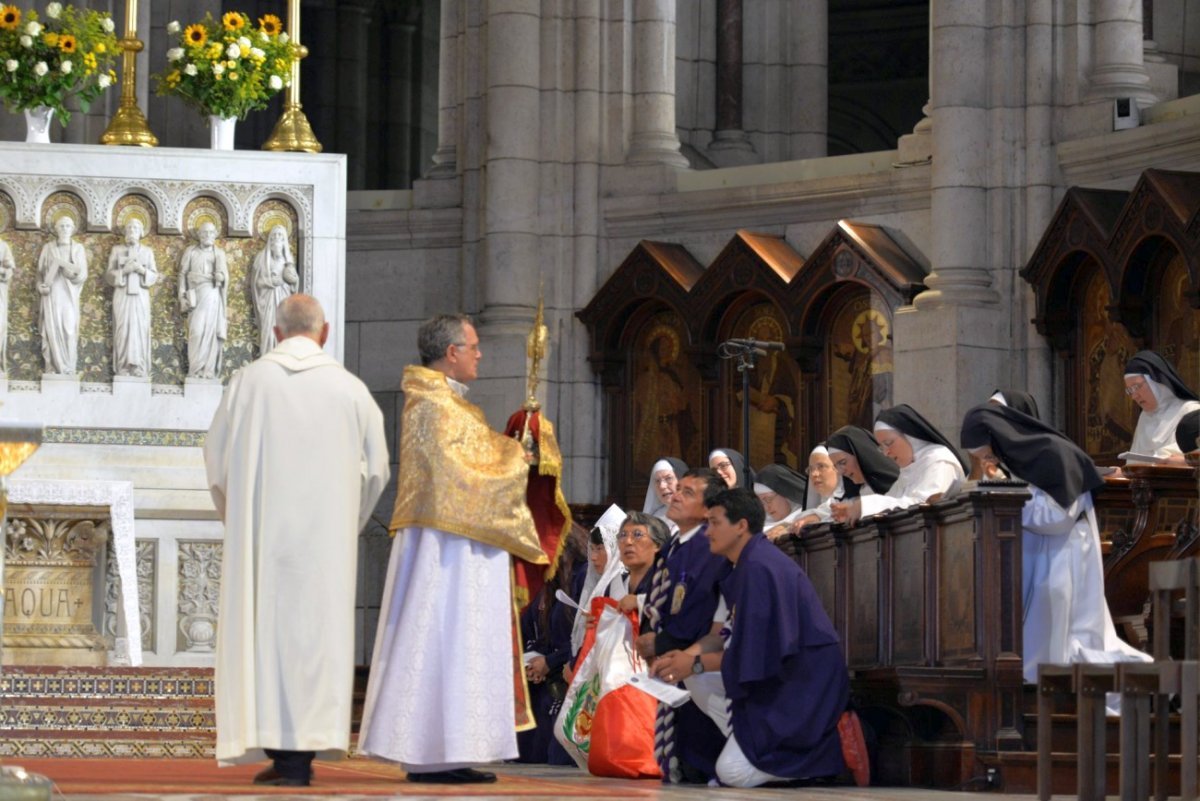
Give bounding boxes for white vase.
[24,105,54,143]
[209,114,236,150]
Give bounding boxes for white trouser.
[715,732,791,788]
[682,672,731,737]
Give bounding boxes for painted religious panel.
[1079,269,1137,456]
[727,303,801,470]
[827,290,894,432]
[1154,253,1200,390]
[630,312,703,476]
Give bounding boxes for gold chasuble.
[390,365,547,565]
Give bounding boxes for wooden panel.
[847,527,881,668]
[799,528,837,623]
[938,516,977,661]
[890,518,927,665]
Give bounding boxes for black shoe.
[253,767,311,787]
[406,768,497,784]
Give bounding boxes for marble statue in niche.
[0,235,14,373]
[106,218,159,378]
[178,220,228,379]
[37,215,87,375]
[251,225,298,354]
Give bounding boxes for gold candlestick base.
[262,103,322,153]
[100,102,158,147]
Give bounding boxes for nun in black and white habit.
[960,404,1150,683]
[849,405,968,520]
[643,457,687,533]
[826,425,900,499]
[1124,350,1200,460]
[752,463,808,538]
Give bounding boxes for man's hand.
[634,632,657,662]
[617,594,639,613]
[830,498,862,525]
[562,662,574,684]
[651,650,694,684]
[525,655,548,683]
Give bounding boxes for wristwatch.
[691,654,704,675]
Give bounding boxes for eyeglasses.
[653,476,676,486]
[452,342,480,354]
[1124,381,1146,396]
[616,530,648,542]
[712,460,733,472]
[806,464,835,476]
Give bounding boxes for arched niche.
[1022,187,1126,350]
[793,221,926,447]
[577,241,704,507]
[1022,170,1200,458]
[578,223,927,505]
[707,294,803,471]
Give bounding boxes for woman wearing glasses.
[831,405,968,525]
[643,457,687,531]
[708,448,750,488]
[1123,350,1200,462]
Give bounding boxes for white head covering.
[643,458,678,518]
[1127,374,1200,457]
[804,445,844,509]
[570,504,629,654]
[989,391,1007,406]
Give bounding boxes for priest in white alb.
[204,294,390,787]
[358,313,548,784]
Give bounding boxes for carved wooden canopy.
[1021,169,1200,459]
[577,223,927,507]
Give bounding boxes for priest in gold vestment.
[358,314,546,784]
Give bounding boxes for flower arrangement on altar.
[0,2,118,125]
[154,11,298,121]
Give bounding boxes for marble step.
[0,667,216,759]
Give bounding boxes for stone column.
[478,1,540,327]
[336,2,372,190]
[427,0,459,176]
[894,1,1006,442]
[1087,0,1157,105]
[897,11,932,163]
[385,12,419,187]
[707,0,754,163]
[785,0,827,160]
[914,1,997,309]
[628,0,688,167]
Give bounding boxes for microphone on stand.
[723,338,786,355]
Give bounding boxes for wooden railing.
[1096,465,1200,648]
[778,484,1030,786]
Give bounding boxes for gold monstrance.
[100,0,158,146]
[519,299,549,462]
[262,0,322,152]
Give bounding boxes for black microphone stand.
[717,340,762,488]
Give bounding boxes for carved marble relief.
[3,506,111,665]
[104,538,156,654]
[176,540,221,654]
[0,187,301,385]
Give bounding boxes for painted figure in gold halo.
[632,324,694,473]
[738,314,797,468]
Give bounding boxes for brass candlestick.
[263,0,322,152]
[100,0,158,147]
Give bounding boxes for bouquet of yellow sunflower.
[0,2,118,125]
[154,11,298,121]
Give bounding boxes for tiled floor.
[1,762,1090,800]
